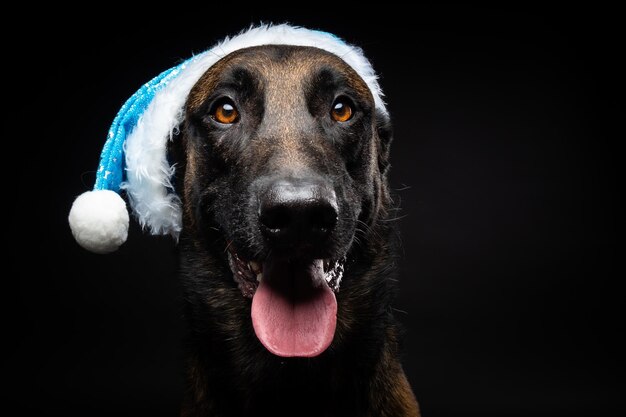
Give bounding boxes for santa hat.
[68,24,387,254]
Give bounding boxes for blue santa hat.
[68,24,387,254]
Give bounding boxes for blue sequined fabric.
[94,59,191,191]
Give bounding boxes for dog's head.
[69,26,394,360]
[178,45,392,357]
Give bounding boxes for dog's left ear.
[375,109,393,177]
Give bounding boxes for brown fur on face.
[171,45,420,417]
[183,46,378,223]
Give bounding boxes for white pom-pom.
[68,190,129,254]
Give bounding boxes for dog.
[170,44,420,416]
[68,26,420,416]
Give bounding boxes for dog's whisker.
[391,307,408,315]
[224,240,234,253]
[380,214,409,222]
[352,219,387,245]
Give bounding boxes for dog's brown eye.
[211,99,239,124]
[331,99,353,122]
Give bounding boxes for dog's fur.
[170,45,419,417]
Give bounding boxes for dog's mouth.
[227,248,344,357]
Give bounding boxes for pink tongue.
[251,259,337,358]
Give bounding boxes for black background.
[7,6,621,417]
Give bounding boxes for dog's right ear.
[375,109,393,177]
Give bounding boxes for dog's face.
[180,45,391,358]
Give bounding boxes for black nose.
[259,178,338,250]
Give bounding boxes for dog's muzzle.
[226,176,346,358]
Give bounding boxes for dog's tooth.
[256,272,263,282]
[249,260,261,273]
